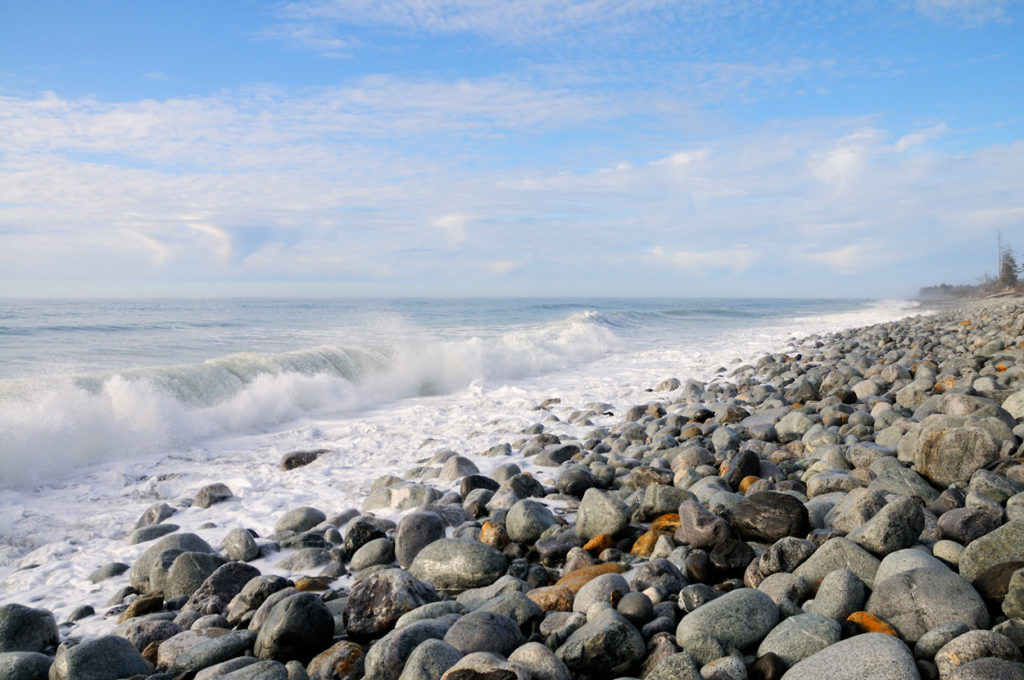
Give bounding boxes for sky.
[1,0,1022,298]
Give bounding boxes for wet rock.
[409,539,507,592]
[254,592,335,664]
[49,635,154,680]
[345,568,439,637]
[89,562,130,583]
[223,528,260,562]
[135,502,177,529]
[0,604,57,654]
[275,507,327,535]
[280,448,328,470]
[129,532,217,592]
[351,537,396,571]
[444,610,524,656]
[126,522,180,545]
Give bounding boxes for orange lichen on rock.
[296,576,333,592]
[846,611,899,637]
[583,533,614,555]
[525,585,575,612]
[630,529,663,557]
[679,425,703,439]
[961,319,972,326]
[479,521,510,550]
[997,364,1008,372]
[556,562,629,593]
[739,475,761,493]
[934,378,956,394]
[650,513,680,533]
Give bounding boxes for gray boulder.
[441,652,528,680]
[780,633,919,679]
[128,532,216,592]
[506,500,556,544]
[254,592,335,663]
[0,604,57,654]
[793,537,880,589]
[196,482,234,508]
[345,568,439,637]
[443,611,524,656]
[575,488,630,540]
[912,423,1001,488]
[508,642,570,680]
[274,506,326,534]
[847,495,924,556]
[364,619,451,680]
[222,528,260,562]
[164,550,230,600]
[865,566,988,643]
[675,588,778,656]
[0,651,52,680]
[934,629,1023,678]
[409,539,507,592]
[555,606,645,675]
[395,512,447,568]
[49,635,154,680]
[572,573,630,613]
[182,560,262,616]
[398,639,462,680]
[959,519,1024,582]
[757,613,841,670]
[167,629,257,676]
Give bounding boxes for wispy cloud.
[914,0,1016,25]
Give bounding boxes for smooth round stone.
[573,573,630,613]
[757,572,808,607]
[804,569,864,621]
[508,641,570,680]
[575,488,630,540]
[675,588,779,654]
[444,611,524,657]
[409,539,507,592]
[959,519,1024,582]
[914,621,971,661]
[219,660,289,679]
[944,658,1024,679]
[195,482,233,508]
[350,537,396,571]
[398,639,462,680]
[363,618,451,680]
[780,633,919,680]
[456,575,531,610]
[506,500,556,544]
[554,607,645,675]
[275,547,331,572]
[477,592,543,628]
[254,592,335,663]
[865,566,989,643]
[344,568,439,637]
[396,512,447,568]
[875,548,944,583]
[89,562,130,583]
[0,604,58,654]
[0,651,53,680]
[934,630,1023,678]
[632,558,686,594]
[440,455,480,481]
[49,635,154,680]
[222,528,260,562]
[617,592,654,626]
[732,492,811,543]
[128,532,216,592]
[932,539,964,566]
[793,537,880,589]
[126,523,180,545]
[756,613,840,670]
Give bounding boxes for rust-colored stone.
[650,513,680,533]
[934,378,956,394]
[846,611,898,637]
[582,534,613,555]
[739,475,761,494]
[525,585,575,612]
[142,641,161,666]
[997,364,1008,372]
[555,562,629,593]
[479,521,510,550]
[296,576,333,591]
[961,319,972,326]
[630,529,663,557]
[118,593,163,623]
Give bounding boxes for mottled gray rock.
[455,575,531,610]
[275,506,327,534]
[913,424,1001,488]
[959,519,1024,582]
[196,482,234,508]
[804,569,864,621]
[478,592,543,628]
[0,604,57,654]
[88,562,129,583]
[441,652,528,680]
[168,629,257,675]
[946,658,1024,679]
[226,575,291,627]
[443,610,524,656]
[934,630,1023,678]
[345,568,439,637]
[575,488,630,540]
[508,641,570,680]
[398,639,462,680]
[182,560,262,617]
[914,621,970,661]
[0,651,52,680]
[351,537,396,571]
[793,537,880,589]
[758,572,809,608]
[113,616,181,652]
[365,619,451,680]
[675,500,734,549]
[276,547,332,571]
[409,539,507,592]
[223,528,260,562]
[777,411,815,443]
[780,633,919,680]
[757,613,840,670]
[847,495,924,556]
[555,607,645,675]
[255,592,335,663]
[676,588,778,655]
[643,652,701,680]
[49,635,154,680]
[129,532,216,592]
[396,512,447,568]
[396,601,468,629]
[165,550,230,600]
[219,660,289,679]
[440,455,480,481]
[573,573,630,613]
[632,558,687,594]
[135,502,177,529]
[865,566,988,643]
[506,500,556,544]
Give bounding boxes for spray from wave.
[0,313,620,486]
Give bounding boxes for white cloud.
[647,245,760,274]
[484,260,523,275]
[915,0,1015,25]
[431,214,472,247]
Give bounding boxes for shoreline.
[2,296,1023,678]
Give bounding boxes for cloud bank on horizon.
[1,0,1022,297]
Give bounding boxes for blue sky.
[1,0,1022,297]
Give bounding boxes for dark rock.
[280,448,328,470]
[0,604,57,654]
[49,635,154,680]
[632,558,687,594]
[89,562,130,583]
[937,507,1001,545]
[254,592,335,664]
[732,491,810,543]
[555,606,645,675]
[675,500,734,549]
[181,561,262,616]
[710,538,755,574]
[396,512,447,568]
[461,475,500,497]
[397,639,461,680]
[749,652,786,680]
[556,466,599,498]
[275,506,327,534]
[129,532,217,592]
[0,651,52,680]
[443,610,524,656]
[345,568,439,637]
[344,520,387,557]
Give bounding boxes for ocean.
[0,297,920,629]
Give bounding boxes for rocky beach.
[3,296,1024,680]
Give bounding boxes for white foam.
[0,299,921,638]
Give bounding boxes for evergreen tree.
[1000,247,1019,288]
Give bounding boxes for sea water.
[0,297,919,630]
